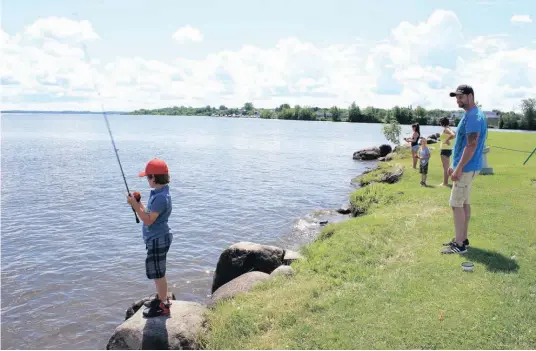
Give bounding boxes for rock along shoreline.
[105,141,414,350]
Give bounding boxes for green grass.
[201,131,536,349]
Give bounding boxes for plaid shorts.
[145,234,172,280]
[420,162,429,175]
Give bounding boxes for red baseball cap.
[138,158,169,177]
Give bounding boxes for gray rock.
[378,157,386,162]
[336,203,351,215]
[270,265,295,277]
[427,138,438,144]
[211,242,284,293]
[379,165,404,184]
[353,147,380,161]
[385,152,396,161]
[379,144,393,157]
[107,300,207,350]
[394,145,409,153]
[209,271,271,307]
[283,250,304,263]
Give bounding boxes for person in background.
[417,138,430,186]
[438,117,456,186]
[404,123,421,169]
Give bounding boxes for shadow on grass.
[465,247,519,273]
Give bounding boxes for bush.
[382,114,402,145]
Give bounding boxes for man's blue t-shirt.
[142,185,172,243]
[452,106,488,172]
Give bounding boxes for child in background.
[418,138,431,186]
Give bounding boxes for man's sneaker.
[441,242,467,254]
[143,299,170,318]
[443,238,469,247]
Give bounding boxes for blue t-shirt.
[452,106,488,172]
[142,185,172,243]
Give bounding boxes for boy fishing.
[127,158,173,318]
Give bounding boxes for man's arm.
[454,132,479,171]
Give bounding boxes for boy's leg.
[155,277,168,304]
[144,235,172,316]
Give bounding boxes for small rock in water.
[319,220,328,226]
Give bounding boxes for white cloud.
[465,34,509,56]
[172,25,203,43]
[24,16,99,42]
[1,12,535,112]
[511,15,532,24]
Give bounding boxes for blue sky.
[1,0,535,111]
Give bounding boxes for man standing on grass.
[441,84,487,254]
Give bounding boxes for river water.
[1,113,443,349]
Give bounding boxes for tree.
[299,107,315,121]
[260,110,275,119]
[279,108,294,120]
[521,98,536,130]
[382,112,402,145]
[275,103,290,112]
[348,102,363,123]
[330,106,342,122]
[219,105,227,110]
[414,106,427,125]
[294,105,301,120]
[244,102,254,112]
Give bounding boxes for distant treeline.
[129,98,535,130]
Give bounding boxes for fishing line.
[74,12,140,223]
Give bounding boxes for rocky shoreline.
[105,143,408,350]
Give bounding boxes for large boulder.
[283,250,304,264]
[270,265,295,278]
[209,271,271,307]
[125,292,176,321]
[353,147,380,161]
[427,138,438,144]
[211,242,284,293]
[107,301,207,350]
[379,144,393,157]
[336,203,351,215]
[379,165,404,184]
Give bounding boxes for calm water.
[1,114,443,349]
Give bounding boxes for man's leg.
[442,173,469,254]
[453,206,466,246]
[463,204,471,242]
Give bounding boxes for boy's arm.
[132,196,165,226]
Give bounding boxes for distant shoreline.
[1,111,128,114]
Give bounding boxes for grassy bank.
[202,131,536,349]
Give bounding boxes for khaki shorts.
[449,171,479,207]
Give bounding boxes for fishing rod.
[102,108,140,223]
[76,28,140,223]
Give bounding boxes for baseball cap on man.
[449,84,474,97]
[138,158,169,177]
